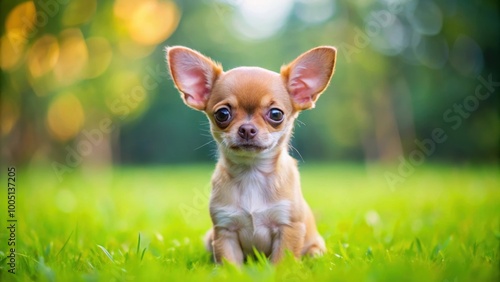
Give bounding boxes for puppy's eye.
[214,107,232,124]
[267,108,284,124]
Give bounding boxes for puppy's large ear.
[281,46,336,110]
[166,46,223,111]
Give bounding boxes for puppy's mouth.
[229,143,266,152]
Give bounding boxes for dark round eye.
[214,107,231,124]
[267,108,284,123]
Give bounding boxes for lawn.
[0,164,499,281]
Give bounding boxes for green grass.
[0,164,499,281]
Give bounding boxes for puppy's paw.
[303,235,326,257]
[203,229,214,253]
[305,245,325,257]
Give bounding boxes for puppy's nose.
[238,124,258,141]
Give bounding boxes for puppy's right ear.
[166,46,223,111]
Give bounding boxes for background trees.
[1,0,498,168]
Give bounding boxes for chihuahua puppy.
[166,46,336,264]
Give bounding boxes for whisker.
[295,119,306,127]
[194,139,216,151]
[289,144,305,163]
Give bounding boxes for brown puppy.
[166,46,336,264]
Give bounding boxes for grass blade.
[97,245,115,263]
[137,233,141,255]
[56,230,74,257]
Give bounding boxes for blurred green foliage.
[1,0,498,167]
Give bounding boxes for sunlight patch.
[365,210,381,227]
[56,189,77,213]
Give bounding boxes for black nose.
[238,124,258,141]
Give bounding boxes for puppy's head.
[166,46,336,159]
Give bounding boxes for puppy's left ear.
[281,46,336,110]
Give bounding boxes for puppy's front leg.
[213,227,244,265]
[270,222,306,263]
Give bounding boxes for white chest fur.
[211,166,291,256]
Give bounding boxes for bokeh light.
[53,28,88,85]
[84,37,113,79]
[27,34,59,78]
[104,70,150,120]
[129,1,180,45]
[233,0,294,39]
[2,1,37,71]
[114,0,180,46]
[5,1,36,34]
[46,93,85,141]
[0,35,24,70]
[370,17,409,56]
